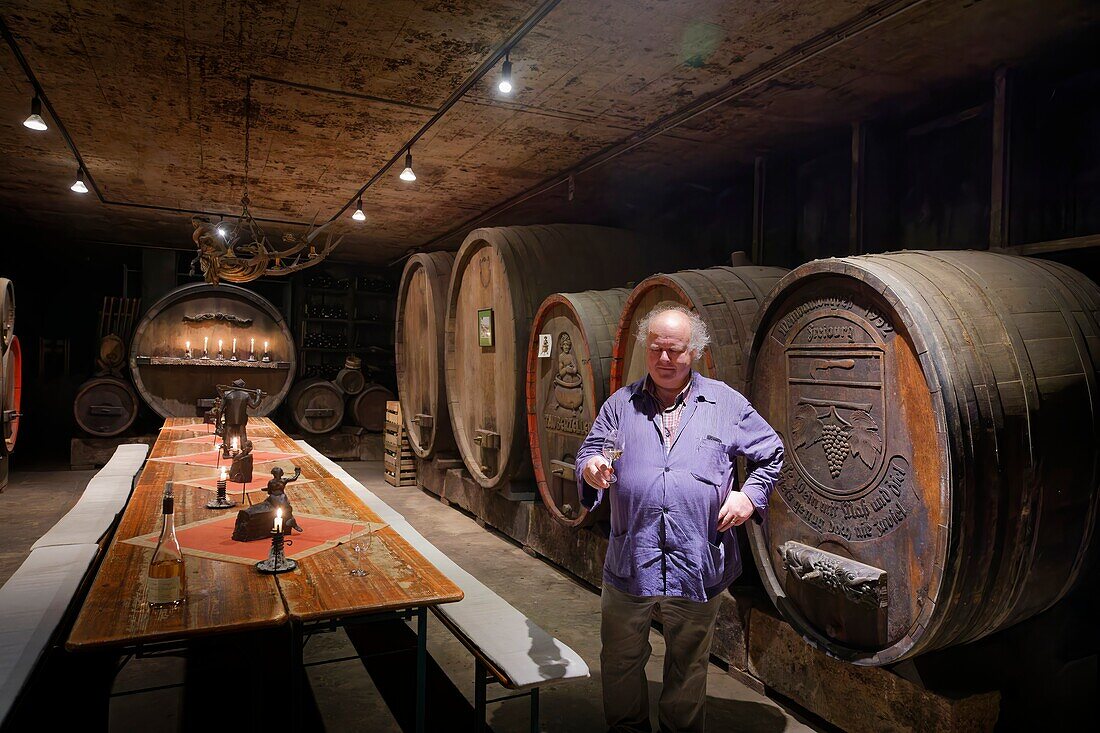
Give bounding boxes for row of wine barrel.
[1,278,21,489]
[395,229,1100,668]
[286,378,394,434]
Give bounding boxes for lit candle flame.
[231,437,239,452]
[220,466,228,481]
[274,508,283,533]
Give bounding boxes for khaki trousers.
[600,583,723,733]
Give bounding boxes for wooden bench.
[31,444,148,550]
[298,441,590,732]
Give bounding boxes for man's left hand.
[717,491,755,531]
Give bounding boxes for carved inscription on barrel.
[747,250,1100,665]
[527,289,628,527]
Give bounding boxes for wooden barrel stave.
[611,266,789,392]
[445,224,694,489]
[527,288,630,528]
[349,383,395,432]
[129,283,296,419]
[73,375,138,437]
[286,379,344,434]
[395,252,455,458]
[746,250,1100,665]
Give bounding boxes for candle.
[220,466,228,481]
[231,436,239,454]
[218,339,223,351]
[263,341,269,351]
[232,337,237,353]
[250,337,255,352]
[274,508,283,533]
[203,336,208,351]
[185,340,190,351]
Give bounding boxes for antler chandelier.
[190,194,344,285]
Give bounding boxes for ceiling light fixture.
[70,168,88,194]
[498,53,513,95]
[217,225,229,238]
[22,95,47,131]
[399,150,416,182]
[352,197,366,221]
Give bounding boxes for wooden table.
[68,417,463,732]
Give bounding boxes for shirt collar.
[631,370,714,405]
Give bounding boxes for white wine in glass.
[602,429,624,484]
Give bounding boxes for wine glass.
[348,521,374,577]
[601,429,624,484]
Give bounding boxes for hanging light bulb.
[352,197,366,221]
[399,150,416,182]
[23,96,47,131]
[217,225,228,238]
[498,53,513,95]
[70,168,88,194]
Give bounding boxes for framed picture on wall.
[477,308,494,347]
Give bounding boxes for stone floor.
[0,462,820,732]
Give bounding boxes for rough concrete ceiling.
[0,0,1097,264]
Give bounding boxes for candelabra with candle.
[247,337,257,362]
[202,336,210,359]
[230,337,238,361]
[261,340,271,363]
[184,340,192,359]
[206,466,237,509]
[216,339,224,360]
[255,509,296,573]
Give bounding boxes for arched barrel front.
[745,250,1100,665]
[610,265,788,392]
[445,224,694,490]
[395,252,455,458]
[526,288,629,527]
[129,283,296,418]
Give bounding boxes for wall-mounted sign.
[478,308,494,347]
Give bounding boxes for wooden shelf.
[135,356,291,369]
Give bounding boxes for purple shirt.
[575,371,785,602]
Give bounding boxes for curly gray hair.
[635,304,710,361]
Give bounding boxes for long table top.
[68,418,463,650]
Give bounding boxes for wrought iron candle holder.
[229,350,239,362]
[261,349,271,363]
[256,529,296,573]
[247,349,257,362]
[184,342,193,359]
[216,343,224,360]
[206,469,237,509]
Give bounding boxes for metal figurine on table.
[232,466,303,542]
[217,378,266,459]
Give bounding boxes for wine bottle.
[148,482,185,608]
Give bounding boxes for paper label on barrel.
[537,334,552,358]
[147,576,182,604]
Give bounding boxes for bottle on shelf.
[148,482,186,608]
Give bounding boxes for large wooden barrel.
[395,252,455,459]
[526,289,629,527]
[610,265,789,392]
[129,283,296,418]
[348,383,395,432]
[1,335,21,452]
[445,224,697,489]
[0,278,13,352]
[745,250,1100,665]
[73,376,137,438]
[286,379,345,434]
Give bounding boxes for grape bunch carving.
[793,403,881,479]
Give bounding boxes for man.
[575,304,784,733]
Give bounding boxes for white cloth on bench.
[297,441,590,691]
[31,445,148,550]
[0,543,99,724]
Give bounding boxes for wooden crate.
[384,401,416,487]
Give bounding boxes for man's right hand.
[582,455,614,489]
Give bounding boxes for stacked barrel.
[744,251,1100,665]
[0,278,20,489]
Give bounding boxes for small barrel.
[396,252,455,459]
[2,335,22,452]
[526,289,629,528]
[610,265,789,392]
[746,250,1100,665]
[286,379,345,434]
[98,334,127,371]
[446,224,698,489]
[0,278,13,353]
[73,375,138,438]
[334,357,366,396]
[348,383,395,432]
